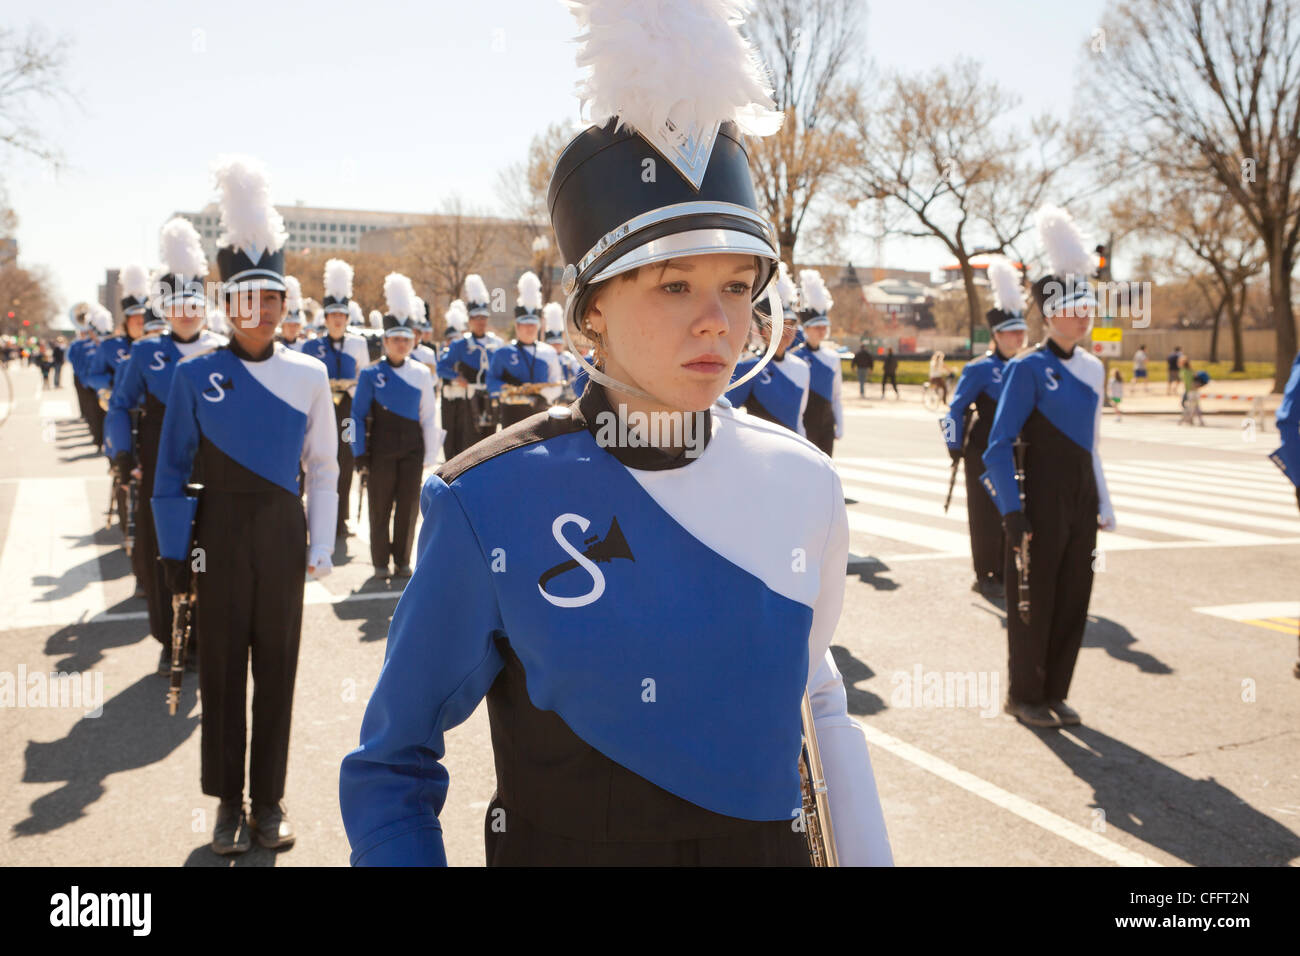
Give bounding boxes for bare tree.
[496,122,572,301]
[0,261,57,333]
[0,25,74,167]
[1091,0,1300,390]
[844,59,1094,351]
[745,0,861,267]
[400,196,505,312]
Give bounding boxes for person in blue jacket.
[1268,349,1300,677]
[942,257,1027,601]
[68,311,104,447]
[339,0,892,868]
[726,261,809,436]
[980,207,1115,730]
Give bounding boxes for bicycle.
[922,372,956,411]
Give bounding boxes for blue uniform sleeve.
[104,350,148,459]
[151,366,201,560]
[1270,352,1300,487]
[339,476,505,866]
[351,371,372,458]
[979,358,1037,516]
[942,362,983,449]
[485,348,506,398]
[436,340,460,382]
[85,343,113,392]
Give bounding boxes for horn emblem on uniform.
[537,513,635,609]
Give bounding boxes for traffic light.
[22,319,30,326]
[1094,243,1111,282]
[6,311,13,319]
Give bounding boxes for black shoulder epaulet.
[437,407,584,485]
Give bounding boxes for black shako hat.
[548,118,778,331]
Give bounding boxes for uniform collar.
[230,337,275,362]
[575,383,712,471]
[172,330,201,345]
[1045,338,1074,360]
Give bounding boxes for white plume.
[283,276,303,313]
[1036,205,1092,278]
[774,260,798,310]
[323,258,354,300]
[383,272,418,320]
[543,301,565,334]
[159,217,209,277]
[211,154,287,255]
[89,304,113,334]
[349,300,364,325]
[799,269,832,314]
[412,296,426,323]
[463,273,490,305]
[986,257,1025,314]
[120,264,150,300]
[368,309,384,330]
[517,271,543,311]
[568,0,782,139]
[445,299,468,332]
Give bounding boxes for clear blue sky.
[7,0,1109,310]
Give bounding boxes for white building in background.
[168,203,435,259]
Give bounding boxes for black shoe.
[393,565,413,579]
[249,801,295,849]
[1046,699,1081,725]
[212,799,251,855]
[1004,698,1061,729]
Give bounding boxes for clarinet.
[167,483,204,716]
[798,691,838,866]
[124,408,141,557]
[1012,437,1031,625]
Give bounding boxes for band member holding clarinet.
[487,271,563,428]
[790,268,844,457]
[153,155,338,854]
[980,206,1116,729]
[340,0,891,867]
[105,217,227,672]
[302,258,370,540]
[941,257,1027,602]
[436,275,502,457]
[351,273,443,580]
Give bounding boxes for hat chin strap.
[562,283,782,407]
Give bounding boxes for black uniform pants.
[1004,470,1098,705]
[334,394,354,531]
[440,395,469,461]
[367,449,423,569]
[498,397,545,429]
[195,489,306,804]
[78,383,105,447]
[964,445,1004,582]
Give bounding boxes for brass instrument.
[329,378,357,406]
[1012,437,1030,625]
[97,388,111,412]
[798,691,839,867]
[498,381,552,405]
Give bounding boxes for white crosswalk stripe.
[837,456,1300,562]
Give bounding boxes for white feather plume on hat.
[88,304,113,335]
[368,309,384,330]
[324,258,354,300]
[542,302,565,335]
[1036,205,1092,278]
[774,261,798,310]
[211,154,287,255]
[517,271,543,311]
[412,296,426,323]
[283,275,303,314]
[568,0,782,139]
[383,272,418,320]
[349,300,364,325]
[987,257,1026,314]
[799,269,833,314]
[120,264,150,300]
[445,299,468,332]
[463,274,490,306]
[159,217,209,277]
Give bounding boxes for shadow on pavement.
[331,590,402,644]
[44,615,151,672]
[847,557,900,591]
[13,674,200,837]
[183,841,284,867]
[1035,725,1300,865]
[831,644,887,716]
[1083,614,1174,675]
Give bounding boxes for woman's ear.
[586,295,607,337]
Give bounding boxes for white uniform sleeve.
[346,336,371,396]
[418,369,446,467]
[830,351,844,439]
[540,347,563,404]
[303,371,340,574]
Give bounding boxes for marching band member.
[412,301,440,370]
[68,309,104,447]
[543,300,581,402]
[153,155,338,854]
[436,300,469,458]
[726,261,809,435]
[1270,349,1300,676]
[351,273,443,580]
[303,258,370,540]
[105,217,227,672]
[340,0,891,868]
[87,265,151,443]
[487,271,563,428]
[277,276,308,351]
[941,257,1027,601]
[791,269,844,456]
[436,283,502,457]
[980,205,1116,730]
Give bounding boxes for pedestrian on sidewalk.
[1108,369,1124,421]
[852,342,874,397]
[1132,345,1147,392]
[51,337,66,388]
[1166,345,1183,395]
[881,347,899,399]
[1178,355,1204,425]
